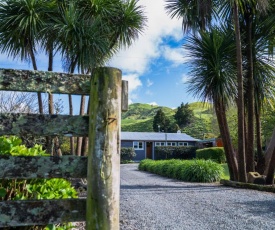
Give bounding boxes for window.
[155,142,166,146]
[178,142,188,146]
[167,142,176,146]
[133,141,144,150]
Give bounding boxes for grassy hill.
[121,102,219,139]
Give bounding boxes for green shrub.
[178,160,223,182]
[155,146,197,160]
[138,159,153,171]
[196,147,226,163]
[0,136,77,230]
[121,147,136,163]
[138,159,223,183]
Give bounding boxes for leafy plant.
[121,147,136,163]
[0,136,77,229]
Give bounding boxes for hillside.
[121,102,219,139]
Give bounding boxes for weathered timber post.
[86,67,122,229]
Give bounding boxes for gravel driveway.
[120,164,275,230]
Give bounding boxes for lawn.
[221,163,230,180]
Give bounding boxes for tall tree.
[0,0,52,114]
[153,109,171,133]
[52,0,146,155]
[174,103,194,129]
[165,0,214,32]
[185,26,238,181]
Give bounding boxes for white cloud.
[122,74,142,92]
[108,0,182,74]
[162,46,187,66]
[146,79,153,87]
[108,0,183,103]
[181,74,190,84]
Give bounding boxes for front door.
[146,142,153,159]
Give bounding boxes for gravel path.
[120,164,275,230]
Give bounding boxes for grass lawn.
[221,163,230,180]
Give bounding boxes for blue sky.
[0,0,198,112]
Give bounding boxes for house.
[197,138,223,148]
[121,131,199,161]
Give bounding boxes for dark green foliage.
[122,102,219,138]
[0,136,77,229]
[139,159,223,183]
[138,159,153,171]
[153,109,171,132]
[154,146,197,160]
[196,147,226,163]
[174,103,194,128]
[120,147,136,162]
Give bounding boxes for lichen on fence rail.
[0,156,87,179]
[0,113,89,136]
[0,68,90,95]
[0,199,86,227]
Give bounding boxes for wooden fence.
[0,67,128,229]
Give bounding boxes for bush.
[196,147,226,163]
[120,147,136,163]
[138,159,223,183]
[155,146,197,160]
[0,136,77,230]
[178,160,223,182]
[138,159,153,171]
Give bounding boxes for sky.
[0,0,197,112]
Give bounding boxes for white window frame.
[155,142,166,146]
[178,142,188,146]
[133,141,144,150]
[167,142,176,146]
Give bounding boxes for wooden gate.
[0,67,128,229]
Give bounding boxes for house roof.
[121,132,199,142]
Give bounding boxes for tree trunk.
[245,12,255,173]
[265,146,275,185]
[69,94,75,155]
[48,47,55,115]
[46,55,54,155]
[255,106,265,174]
[29,45,44,115]
[81,96,90,156]
[233,1,246,182]
[264,127,275,175]
[215,99,238,181]
[76,95,86,156]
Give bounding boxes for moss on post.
[86,67,121,230]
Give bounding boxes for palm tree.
[165,0,214,32]
[165,0,274,182]
[0,0,51,114]
[186,27,238,180]
[252,7,275,177]
[221,0,270,180]
[50,0,146,155]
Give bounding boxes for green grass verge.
[221,163,230,180]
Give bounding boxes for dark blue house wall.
[121,141,145,161]
[121,140,198,161]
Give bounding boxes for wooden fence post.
[86,67,122,229]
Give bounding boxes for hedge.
[154,146,197,160]
[139,159,223,183]
[196,147,226,163]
